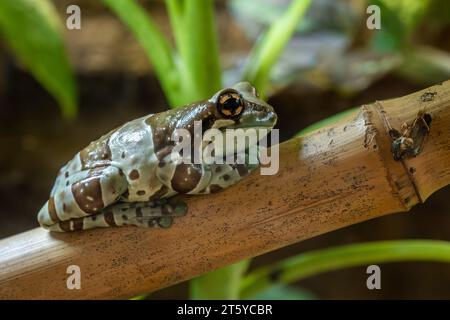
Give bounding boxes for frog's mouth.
[215,110,277,132]
[228,116,277,132]
[203,117,277,160]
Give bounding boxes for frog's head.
[146,82,277,161]
[208,82,277,131]
[201,82,277,158]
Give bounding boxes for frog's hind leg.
[45,199,188,232]
[38,166,128,230]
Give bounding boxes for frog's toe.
[154,198,168,205]
[174,201,188,215]
[157,216,173,228]
[81,199,188,230]
[162,199,188,216]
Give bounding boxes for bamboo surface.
[0,81,449,299]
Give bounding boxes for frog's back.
[51,116,159,196]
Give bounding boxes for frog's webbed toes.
[111,199,188,229]
[44,199,188,232]
[159,198,188,215]
[152,201,187,228]
[173,201,188,215]
[155,216,173,228]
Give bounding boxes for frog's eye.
[217,90,244,118]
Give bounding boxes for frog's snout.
[258,109,277,128]
[267,109,278,126]
[236,107,277,130]
[257,102,278,128]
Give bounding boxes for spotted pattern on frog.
[37,82,277,232]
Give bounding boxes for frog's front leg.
[189,148,260,195]
[155,153,258,195]
[192,162,258,194]
[38,165,128,230]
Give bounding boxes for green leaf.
[397,45,450,85]
[242,0,312,96]
[240,240,450,298]
[246,284,315,300]
[0,0,77,118]
[102,0,180,106]
[426,0,450,25]
[370,0,431,52]
[190,260,250,300]
[130,294,149,300]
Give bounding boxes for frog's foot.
[44,199,188,232]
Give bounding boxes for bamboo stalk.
[0,81,449,299]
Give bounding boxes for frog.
[37,82,277,232]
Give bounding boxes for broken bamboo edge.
[1,81,449,299]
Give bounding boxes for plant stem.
[183,0,222,99]
[165,0,222,105]
[102,0,180,106]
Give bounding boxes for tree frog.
[38,82,277,232]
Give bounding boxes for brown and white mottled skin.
[38,82,277,232]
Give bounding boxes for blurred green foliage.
[370,0,431,52]
[102,0,180,106]
[0,0,77,118]
[369,0,450,84]
[242,0,312,97]
[247,284,315,300]
[102,0,222,106]
[240,240,450,298]
[190,260,250,300]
